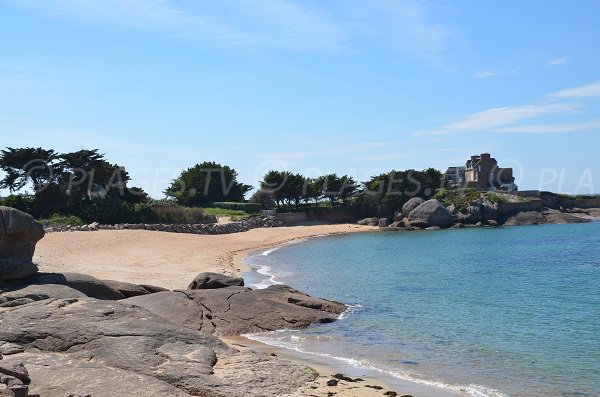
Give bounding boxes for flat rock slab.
[0,297,323,396]
[2,353,196,397]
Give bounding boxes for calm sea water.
[244,222,600,397]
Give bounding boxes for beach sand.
[34,224,373,290]
[33,224,460,397]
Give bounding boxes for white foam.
[243,330,512,397]
[260,246,281,256]
[338,303,364,320]
[248,264,284,289]
[247,239,307,289]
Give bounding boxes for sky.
[1,0,600,197]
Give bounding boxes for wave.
[242,329,511,397]
[338,303,364,320]
[260,246,281,256]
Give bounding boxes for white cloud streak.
[495,120,600,134]
[548,56,570,65]
[415,80,600,136]
[473,71,497,79]
[550,81,600,99]
[10,0,453,62]
[415,104,579,136]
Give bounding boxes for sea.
[243,222,600,397]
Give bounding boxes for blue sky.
[1,0,600,197]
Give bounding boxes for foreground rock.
[0,207,44,281]
[188,272,244,290]
[0,297,318,396]
[125,284,346,336]
[408,199,454,228]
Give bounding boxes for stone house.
[445,153,516,191]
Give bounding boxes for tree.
[0,147,59,192]
[165,162,252,207]
[260,170,290,209]
[303,178,323,206]
[0,147,148,219]
[317,174,359,205]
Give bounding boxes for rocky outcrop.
[402,197,424,217]
[504,209,590,226]
[2,272,165,301]
[408,199,454,228]
[125,284,346,336]
[0,207,44,282]
[456,205,483,224]
[0,292,325,396]
[188,273,244,290]
[45,216,285,235]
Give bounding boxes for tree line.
[0,147,444,221]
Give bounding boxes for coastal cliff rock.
[0,207,44,281]
[402,197,424,217]
[188,272,244,290]
[457,205,483,224]
[408,199,454,228]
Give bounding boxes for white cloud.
[360,0,452,68]
[548,56,570,65]
[473,69,517,79]
[9,0,453,62]
[11,0,344,50]
[550,81,600,99]
[415,103,579,136]
[495,120,600,134]
[474,71,497,79]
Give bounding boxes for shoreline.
[237,239,466,397]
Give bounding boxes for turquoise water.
[244,222,600,397]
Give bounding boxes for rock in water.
[0,207,44,281]
[187,272,244,290]
[402,197,424,217]
[408,199,454,228]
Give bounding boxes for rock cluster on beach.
[45,215,285,235]
[359,198,595,229]
[0,208,348,397]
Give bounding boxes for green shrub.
[436,188,481,210]
[42,214,85,227]
[434,188,448,201]
[211,202,261,213]
[483,192,509,204]
[134,201,216,224]
[202,207,252,222]
[558,193,576,200]
[0,194,34,214]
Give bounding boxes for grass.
[202,207,253,222]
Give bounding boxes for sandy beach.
[34,224,374,290]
